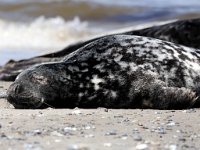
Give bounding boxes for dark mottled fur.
[7,35,200,109]
[1,18,200,81]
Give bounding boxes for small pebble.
[23,143,33,149]
[133,134,142,141]
[120,134,128,140]
[179,137,186,142]
[182,109,196,113]
[114,115,123,118]
[133,128,139,133]
[155,111,162,114]
[84,125,91,130]
[169,144,177,150]
[67,144,90,150]
[167,122,175,126]
[0,91,7,98]
[64,126,77,132]
[105,130,117,136]
[103,143,112,147]
[33,129,42,135]
[84,134,94,138]
[104,108,108,112]
[51,131,63,137]
[157,127,166,134]
[55,139,61,143]
[136,143,148,150]
[71,110,82,115]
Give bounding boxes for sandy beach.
[0,81,200,150]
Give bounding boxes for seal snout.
[7,82,42,109]
[7,83,24,108]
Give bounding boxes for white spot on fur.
[129,62,138,71]
[91,75,104,90]
[109,74,115,79]
[81,68,88,72]
[68,66,79,72]
[118,61,129,68]
[111,91,117,98]
[114,54,123,62]
[127,48,133,54]
[120,42,130,46]
[78,93,84,98]
[79,83,84,88]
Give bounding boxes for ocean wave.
[0,16,100,52]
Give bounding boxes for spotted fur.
[7,35,200,109]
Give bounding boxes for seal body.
[7,35,200,109]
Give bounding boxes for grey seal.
[6,35,200,109]
[1,18,200,81]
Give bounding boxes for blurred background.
[1,0,200,65]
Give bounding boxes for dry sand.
[0,81,200,150]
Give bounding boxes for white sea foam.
[0,16,99,52]
[0,16,103,65]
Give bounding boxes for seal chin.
[6,82,46,109]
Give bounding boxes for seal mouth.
[7,94,45,109]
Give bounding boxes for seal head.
[7,62,74,109]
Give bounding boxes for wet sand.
[0,81,200,150]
